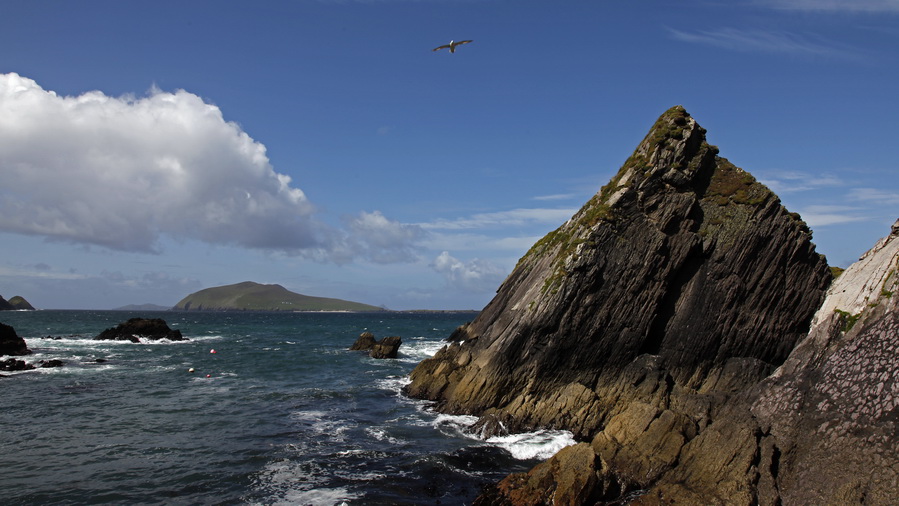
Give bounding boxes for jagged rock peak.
[405,106,831,442]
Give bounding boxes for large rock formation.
[404,106,852,503]
[490,219,899,505]
[406,106,830,435]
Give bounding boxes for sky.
[1,0,898,310]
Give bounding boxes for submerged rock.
[0,358,34,371]
[95,318,184,342]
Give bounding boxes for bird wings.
[432,40,473,52]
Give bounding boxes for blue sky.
[1,0,897,310]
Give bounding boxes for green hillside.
[172,281,384,312]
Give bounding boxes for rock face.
[349,331,378,351]
[0,322,31,356]
[406,106,830,438]
[350,332,402,359]
[95,318,184,342]
[404,106,854,504]
[370,336,402,359]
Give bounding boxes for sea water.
[0,311,575,505]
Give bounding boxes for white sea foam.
[374,375,410,394]
[486,429,577,460]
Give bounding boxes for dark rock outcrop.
[406,106,830,438]
[0,322,31,356]
[0,358,34,371]
[370,336,402,359]
[95,318,184,342]
[350,332,402,358]
[0,296,14,311]
[403,106,864,504]
[349,331,377,351]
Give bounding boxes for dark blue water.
[0,311,574,505]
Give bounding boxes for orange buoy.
[210,349,217,354]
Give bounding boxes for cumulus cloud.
[0,72,323,253]
[339,210,426,264]
[432,251,507,293]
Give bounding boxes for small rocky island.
[350,331,402,359]
[95,318,185,342]
[0,295,35,311]
[405,106,899,504]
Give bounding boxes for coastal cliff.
[403,106,865,503]
[481,219,899,505]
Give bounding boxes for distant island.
[0,294,35,311]
[172,281,384,312]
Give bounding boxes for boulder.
[350,332,402,358]
[95,317,184,342]
[38,359,64,368]
[349,331,377,351]
[0,358,34,371]
[0,322,31,356]
[370,336,402,359]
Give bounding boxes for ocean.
[0,310,575,505]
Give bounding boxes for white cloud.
[339,210,426,264]
[420,207,576,230]
[755,0,899,12]
[848,187,899,204]
[0,72,322,253]
[758,171,844,193]
[432,251,507,293]
[668,27,857,59]
[800,205,868,227]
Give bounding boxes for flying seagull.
[432,40,473,53]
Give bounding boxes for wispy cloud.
[419,208,576,230]
[800,205,868,227]
[668,27,858,59]
[532,193,580,202]
[758,171,844,193]
[848,187,899,204]
[754,0,899,13]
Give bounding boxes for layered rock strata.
[488,219,899,505]
[404,106,844,503]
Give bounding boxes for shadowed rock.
[0,322,31,356]
[370,336,402,359]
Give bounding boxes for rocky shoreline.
[405,107,899,504]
